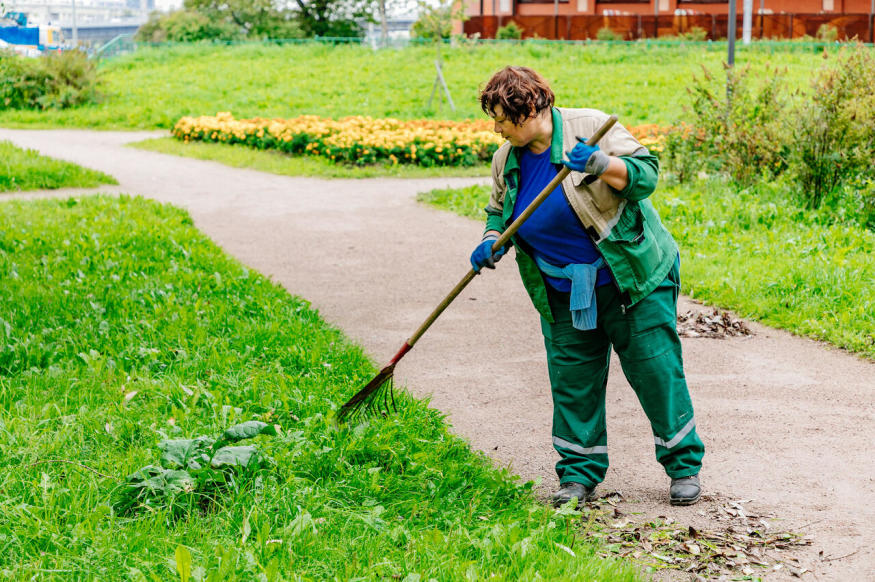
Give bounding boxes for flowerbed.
[172,112,668,167]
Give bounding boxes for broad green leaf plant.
[113,421,278,517]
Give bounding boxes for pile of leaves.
[677,309,753,339]
[580,496,812,579]
[112,421,277,517]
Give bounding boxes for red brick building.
[462,0,875,39]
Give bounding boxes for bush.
[816,23,838,42]
[135,10,242,42]
[0,49,99,110]
[671,63,791,186]
[792,45,875,211]
[681,26,708,41]
[496,22,523,40]
[596,27,622,41]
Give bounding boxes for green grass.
[0,42,830,130]
[129,137,491,179]
[0,141,117,192]
[417,180,875,360]
[0,195,639,581]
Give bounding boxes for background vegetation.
[0,49,100,110]
[0,195,639,580]
[0,42,828,129]
[0,141,116,191]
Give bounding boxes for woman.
[470,66,704,507]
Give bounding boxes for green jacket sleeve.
[617,153,659,202]
[484,203,505,234]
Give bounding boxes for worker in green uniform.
[470,66,705,507]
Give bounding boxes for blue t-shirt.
[509,146,613,292]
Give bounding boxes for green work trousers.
[541,259,705,488]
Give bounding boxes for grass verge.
[0,140,117,192]
[0,42,827,129]
[417,180,875,360]
[128,137,490,179]
[0,195,639,581]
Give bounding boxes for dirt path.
[2,129,873,581]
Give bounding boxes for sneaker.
[670,474,701,506]
[552,482,596,508]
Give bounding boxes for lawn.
[418,179,875,360]
[0,41,828,130]
[0,195,639,581]
[0,140,117,192]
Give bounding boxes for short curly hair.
[480,66,555,126]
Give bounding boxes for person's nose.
[493,121,501,134]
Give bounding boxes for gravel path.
[2,128,873,581]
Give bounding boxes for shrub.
[792,45,875,212]
[0,49,98,110]
[672,63,791,186]
[135,9,242,42]
[816,23,838,42]
[596,26,622,41]
[682,26,708,41]
[496,22,523,40]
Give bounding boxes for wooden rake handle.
[404,114,619,349]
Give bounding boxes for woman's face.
[489,104,538,148]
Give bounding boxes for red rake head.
[336,363,398,425]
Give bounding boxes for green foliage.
[185,0,307,39]
[681,26,708,41]
[417,183,490,218]
[496,21,523,40]
[0,49,99,110]
[291,0,374,38]
[0,140,117,191]
[0,43,828,129]
[596,27,622,41]
[411,0,463,40]
[113,421,277,517]
[0,196,639,580]
[418,180,875,359]
[135,10,243,42]
[792,45,875,211]
[816,23,838,43]
[669,63,791,186]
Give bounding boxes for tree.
[183,0,304,39]
[410,0,465,41]
[292,0,376,38]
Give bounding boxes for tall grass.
[0,140,117,191]
[0,195,639,581]
[0,42,827,129]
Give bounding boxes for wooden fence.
[464,13,875,42]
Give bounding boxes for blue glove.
[470,236,507,273]
[563,137,610,176]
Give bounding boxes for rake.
[337,115,618,424]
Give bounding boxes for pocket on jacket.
[608,202,664,287]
